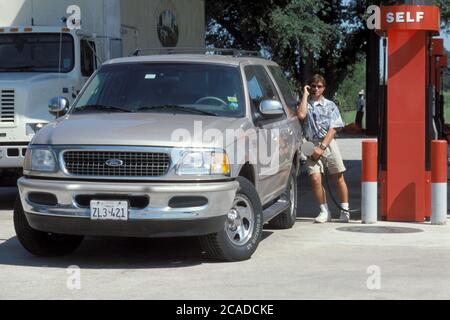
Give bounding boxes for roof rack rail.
[131,47,261,58]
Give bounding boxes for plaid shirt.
[303,96,344,141]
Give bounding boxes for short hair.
[308,74,326,87]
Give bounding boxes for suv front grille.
[1,89,15,124]
[63,151,171,177]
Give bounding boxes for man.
[297,74,350,223]
[355,90,365,129]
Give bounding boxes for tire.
[199,177,263,262]
[267,167,298,229]
[13,196,84,257]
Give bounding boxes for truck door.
[243,65,291,204]
[80,39,96,88]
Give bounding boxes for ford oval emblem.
[105,159,124,167]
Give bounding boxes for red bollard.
[431,140,448,225]
[362,140,378,224]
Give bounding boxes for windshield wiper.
[73,104,132,113]
[135,104,217,116]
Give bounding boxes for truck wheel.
[267,167,298,229]
[13,197,84,257]
[199,177,263,262]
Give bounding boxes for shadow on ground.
[296,160,362,220]
[0,231,274,270]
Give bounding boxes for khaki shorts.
[305,139,346,175]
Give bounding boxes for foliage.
[435,0,450,30]
[334,59,366,113]
[206,0,364,96]
[206,0,450,98]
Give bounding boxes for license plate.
[90,200,128,221]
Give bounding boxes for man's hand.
[312,147,324,161]
[297,85,310,120]
[303,85,310,97]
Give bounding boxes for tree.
[268,0,343,93]
[206,0,357,95]
[334,59,366,112]
[435,0,450,29]
[206,0,450,97]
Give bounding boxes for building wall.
[0,0,106,36]
[1,0,205,58]
[120,0,205,55]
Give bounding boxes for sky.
[444,34,450,51]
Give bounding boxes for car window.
[268,65,298,110]
[0,33,74,73]
[72,63,245,118]
[244,65,282,123]
[81,40,96,77]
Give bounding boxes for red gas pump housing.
[377,5,440,222]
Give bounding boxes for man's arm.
[311,128,336,160]
[297,85,310,120]
[321,128,336,147]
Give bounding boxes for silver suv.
[14,50,302,261]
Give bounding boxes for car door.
[243,64,291,205]
[266,64,301,172]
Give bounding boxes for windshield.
[72,63,245,118]
[0,33,74,73]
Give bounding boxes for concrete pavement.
[1,137,450,300]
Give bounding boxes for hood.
[0,72,70,84]
[0,72,78,123]
[32,112,252,148]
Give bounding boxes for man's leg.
[330,172,349,203]
[310,173,326,204]
[355,111,363,128]
[310,173,331,223]
[330,172,350,222]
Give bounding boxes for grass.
[340,109,366,128]
[445,91,450,121]
[341,110,357,125]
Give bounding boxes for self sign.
[386,11,425,23]
[366,5,440,31]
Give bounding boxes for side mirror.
[259,99,284,117]
[48,97,70,117]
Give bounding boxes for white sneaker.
[314,211,331,223]
[339,211,350,223]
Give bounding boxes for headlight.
[24,148,57,172]
[176,150,230,176]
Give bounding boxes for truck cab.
[0,26,97,175]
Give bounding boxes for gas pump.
[376,3,443,222]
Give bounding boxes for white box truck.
[0,0,205,179]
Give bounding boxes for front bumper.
[0,144,27,168]
[18,177,238,238]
